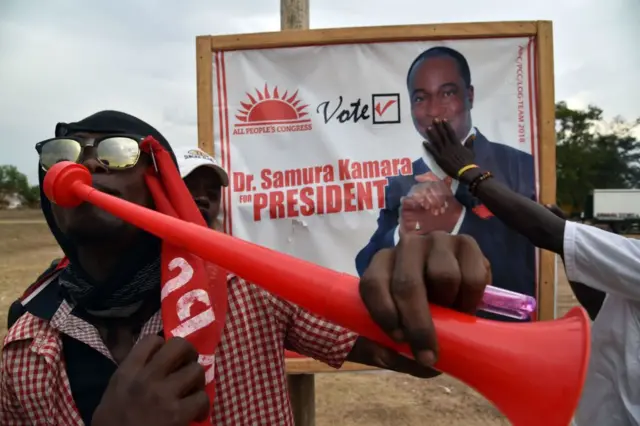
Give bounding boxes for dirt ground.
[0,209,582,426]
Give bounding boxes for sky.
[1,0,639,184]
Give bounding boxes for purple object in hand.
[479,285,537,320]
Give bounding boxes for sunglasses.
[36,134,145,171]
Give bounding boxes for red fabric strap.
[141,137,228,426]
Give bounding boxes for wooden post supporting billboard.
[279,2,315,425]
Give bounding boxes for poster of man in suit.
[210,35,539,321]
[355,46,536,314]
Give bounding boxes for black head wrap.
[39,110,177,314]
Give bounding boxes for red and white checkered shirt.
[0,273,358,425]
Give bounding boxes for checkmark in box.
[371,93,401,124]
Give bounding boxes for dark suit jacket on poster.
[355,131,536,320]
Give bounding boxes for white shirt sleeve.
[564,221,640,301]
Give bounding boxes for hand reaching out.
[359,232,491,366]
[423,119,476,182]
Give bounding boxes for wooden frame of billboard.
[195,20,556,376]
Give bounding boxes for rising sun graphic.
[235,84,310,126]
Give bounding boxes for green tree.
[0,165,40,208]
[20,185,41,209]
[556,102,640,213]
[0,165,29,206]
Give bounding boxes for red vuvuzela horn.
[44,162,590,426]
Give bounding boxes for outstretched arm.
[422,119,640,306]
[462,177,605,316]
[460,167,565,254]
[423,119,565,253]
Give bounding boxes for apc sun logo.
[233,84,313,136]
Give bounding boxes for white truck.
[582,189,640,234]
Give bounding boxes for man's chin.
[61,204,127,244]
[65,227,118,245]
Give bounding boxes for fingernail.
[427,126,433,131]
[391,329,405,342]
[443,118,448,122]
[440,206,446,214]
[444,201,449,208]
[434,118,440,123]
[418,350,436,366]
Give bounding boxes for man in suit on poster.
[356,46,537,306]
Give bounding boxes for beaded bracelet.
[469,171,493,195]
